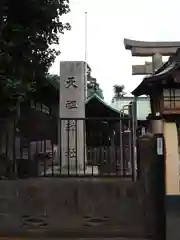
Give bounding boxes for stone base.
[86,166,99,175]
[61,165,99,175]
[40,165,99,176]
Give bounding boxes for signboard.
[157,137,163,155]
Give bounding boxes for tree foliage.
[86,66,104,99]
[87,78,104,99]
[0,0,70,112]
[46,74,60,89]
[112,84,126,102]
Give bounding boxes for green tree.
[112,84,126,103]
[46,74,60,89]
[0,0,70,113]
[0,0,70,163]
[87,65,104,99]
[87,75,104,99]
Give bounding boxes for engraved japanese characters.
[59,61,86,174]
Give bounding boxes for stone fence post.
[137,133,165,240]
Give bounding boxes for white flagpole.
[84,11,88,99]
[84,11,87,173]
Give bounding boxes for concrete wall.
[0,135,159,239]
[0,178,153,238]
[164,122,180,240]
[150,120,180,240]
[164,122,179,195]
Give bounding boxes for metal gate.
[35,100,138,179]
[0,101,137,180]
[0,99,165,239]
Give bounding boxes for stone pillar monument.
[59,61,86,174]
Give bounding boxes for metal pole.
[120,105,130,176]
[84,12,88,100]
[84,12,88,172]
[132,98,137,181]
[119,110,123,175]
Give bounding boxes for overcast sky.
[50,0,179,103]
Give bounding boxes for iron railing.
[0,117,137,179]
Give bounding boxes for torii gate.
[124,38,180,73]
[124,39,180,240]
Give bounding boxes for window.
[163,89,180,109]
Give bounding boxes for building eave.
[86,93,121,115]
